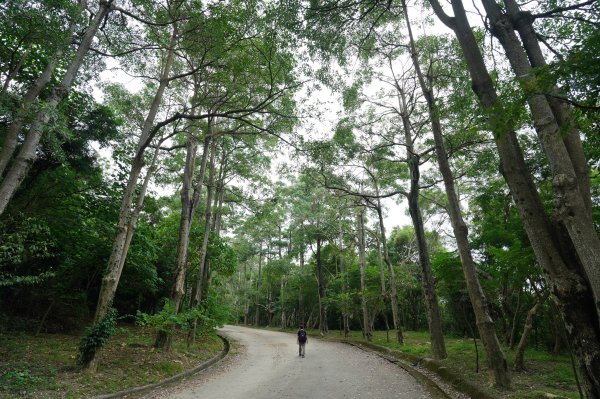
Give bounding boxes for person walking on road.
[297,324,308,358]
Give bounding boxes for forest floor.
[0,325,223,399]
[313,329,580,399]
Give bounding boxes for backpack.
[298,329,307,343]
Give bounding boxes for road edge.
[90,333,230,399]
[329,338,498,399]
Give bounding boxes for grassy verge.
[0,325,223,399]
[314,329,580,399]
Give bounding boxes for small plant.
[77,308,117,366]
[0,369,42,391]
[136,300,220,336]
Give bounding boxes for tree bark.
[92,24,178,332]
[0,0,114,215]
[481,0,600,318]
[374,199,403,344]
[155,105,208,349]
[299,242,305,326]
[191,123,218,308]
[396,74,446,358]
[503,0,592,218]
[428,0,600,395]
[357,207,372,341]
[513,293,548,371]
[316,236,328,335]
[408,0,510,386]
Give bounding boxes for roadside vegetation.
[0,326,223,399]
[337,330,579,399]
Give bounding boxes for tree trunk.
[92,25,178,333]
[407,0,510,387]
[155,105,208,348]
[0,0,114,215]
[481,0,600,316]
[503,0,592,218]
[357,208,372,341]
[299,243,305,326]
[339,229,350,337]
[514,294,548,371]
[255,243,263,326]
[428,0,600,394]
[396,74,446,358]
[316,236,328,335]
[191,122,218,308]
[374,200,403,344]
[0,49,62,177]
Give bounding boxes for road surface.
[146,325,443,399]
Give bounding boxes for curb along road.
[331,339,498,399]
[91,333,230,399]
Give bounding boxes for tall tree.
[428,0,600,394]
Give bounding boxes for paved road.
[147,325,441,399]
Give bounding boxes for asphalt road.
[146,325,441,399]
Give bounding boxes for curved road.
[148,325,442,399]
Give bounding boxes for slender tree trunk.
[0,48,61,177]
[255,243,263,326]
[299,244,305,326]
[376,237,391,337]
[155,106,207,349]
[428,0,600,394]
[92,25,179,334]
[373,200,403,344]
[0,0,114,215]
[339,229,350,337]
[407,0,510,386]
[1,43,33,95]
[316,236,328,335]
[509,292,521,349]
[191,122,218,308]
[357,208,372,341]
[396,80,446,358]
[513,294,548,371]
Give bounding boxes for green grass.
[0,325,223,398]
[315,329,580,399]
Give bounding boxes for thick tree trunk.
[408,0,510,386]
[396,78,446,358]
[503,0,592,218]
[357,208,372,341]
[0,0,114,215]
[481,0,600,318]
[428,0,600,395]
[513,294,547,371]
